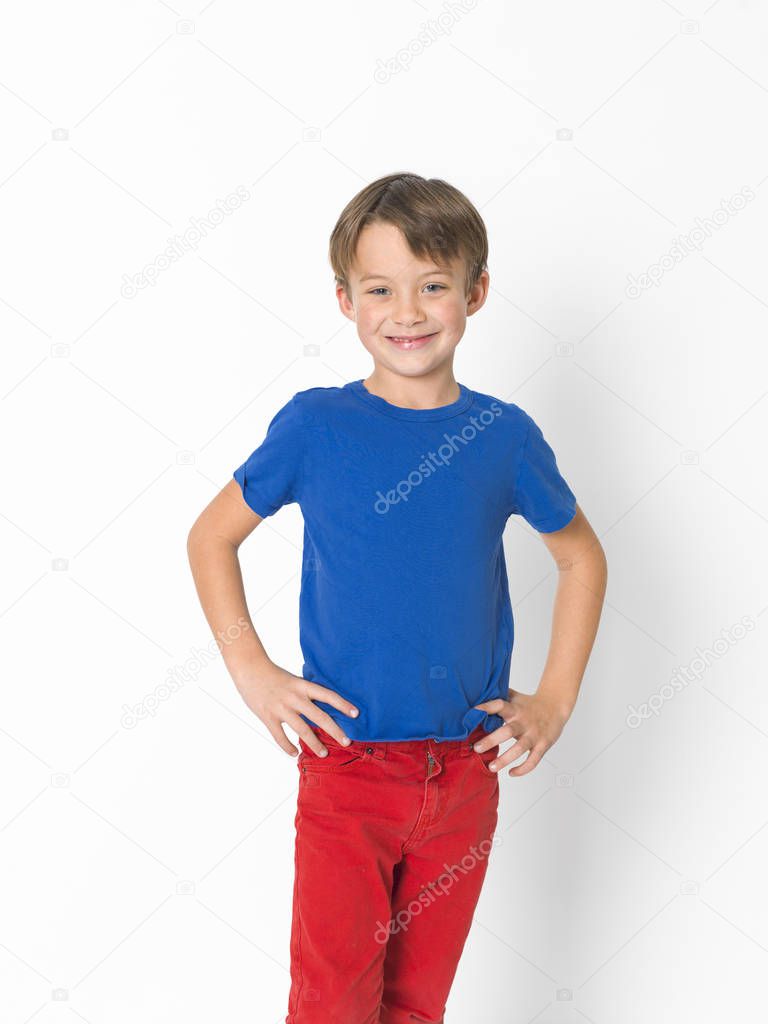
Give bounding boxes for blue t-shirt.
[233,379,577,742]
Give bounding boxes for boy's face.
[337,221,489,380]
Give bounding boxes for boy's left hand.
[472,688,571,777]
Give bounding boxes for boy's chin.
[364,339,456,367]
[370,359,454,382]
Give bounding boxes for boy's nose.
[393,299,426,326]
[393,312,423,327]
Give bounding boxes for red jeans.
[286,722,500,1023]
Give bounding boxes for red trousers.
[286,723,500,1023]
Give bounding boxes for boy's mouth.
[385,332,438,351]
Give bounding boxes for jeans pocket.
[470,742,500,777]
[298,739,367,774]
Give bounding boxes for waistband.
[306,722,489,760]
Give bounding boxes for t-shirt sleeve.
[510,413,577,532]
[232,396,304,518]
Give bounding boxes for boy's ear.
[467,269,490,315]
[336,284,356,321]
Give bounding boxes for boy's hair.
[329,172,488,300]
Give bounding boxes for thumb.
[474,699,505,712]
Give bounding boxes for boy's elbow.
[591,540,608,593]
[186,516,210,559]
[186,522,200,563]
[187,508,245,557]
[592,537,607,568]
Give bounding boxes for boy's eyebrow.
[358,268,452,283]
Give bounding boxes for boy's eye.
[367,284,446,296]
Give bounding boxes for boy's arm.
[186,479,359,756]
[534,504,607,718]
[473,504,607,776]
[187,480,270,680]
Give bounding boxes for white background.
[2,0,768,1021]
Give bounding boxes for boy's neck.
[361,366,461,411]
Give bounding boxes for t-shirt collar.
[346,378,475,421]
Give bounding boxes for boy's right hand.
[235,660,359,758]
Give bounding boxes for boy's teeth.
[386,332,436,349]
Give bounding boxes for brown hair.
[328,172,488,299]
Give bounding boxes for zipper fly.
[426,751,436,777]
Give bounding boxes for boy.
[187,172,607,1023]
